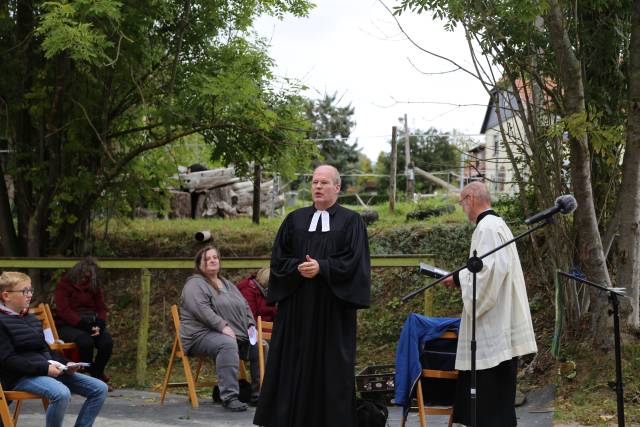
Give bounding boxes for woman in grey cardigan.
[179,245,258,412]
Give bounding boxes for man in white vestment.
[443,181,537,427]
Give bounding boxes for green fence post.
[423,288,433,316]
[136,268,151,386]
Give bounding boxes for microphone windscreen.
[556,194,577,214]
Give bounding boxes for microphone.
[524,195,577,225]
[419,262,451,279]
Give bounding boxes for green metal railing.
[0,255,428,269]
[0,255,432,385]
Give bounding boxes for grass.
[554,333,640,425]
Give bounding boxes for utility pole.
[390,126,397,212]
[403,114,414,202]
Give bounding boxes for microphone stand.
[402,218,551,427]
[557,271,626,427]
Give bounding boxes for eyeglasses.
[458,195,470,204]
[6,288,34,296]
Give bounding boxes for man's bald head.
[459,181,492,222]
[314,164,341,186]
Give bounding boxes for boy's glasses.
[7,288,34,296]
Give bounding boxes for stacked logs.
[168,167,284,219]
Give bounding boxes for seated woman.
[180,246,260,412]
[0,271,108,427]
[55,257,113,389]
[236,267,277,328]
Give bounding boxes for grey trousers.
[189,331,260,402]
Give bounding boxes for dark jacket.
[0,311,67,390]
[55,274,108,328]
[236,276,277,323]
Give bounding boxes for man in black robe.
[253,165,371,427]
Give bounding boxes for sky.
[253,0,492,162]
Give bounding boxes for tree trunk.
[546,0,613,347]
[0,170,21,255]
[252,163,261,225]
[615,0,640,327]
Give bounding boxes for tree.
[393,0,639,340]
[0,0,314,264]
[305,93,361,189]
[615,0,640,327]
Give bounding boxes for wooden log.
[179,167,238,191]
[168,190,191,219]
[201,187,239,218]
[194,192,207,218]
[230,181,254,192]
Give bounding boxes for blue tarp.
[393,313,460,409]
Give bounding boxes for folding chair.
[28,303,78,355]
[159,304,249,408]
[0,383,48,427]
[401,331,458,427]
[256,316,273,387]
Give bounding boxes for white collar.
[308,210,330,232]
[0,302,20,315]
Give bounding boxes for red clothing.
[236,276,276,323]
[54,275,108,327]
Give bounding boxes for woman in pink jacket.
[236,268,276,327]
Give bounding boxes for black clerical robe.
[253,203,371,427]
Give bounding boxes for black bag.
[418,335,457,406]
[356,398,388,427]
[212,378,253,403]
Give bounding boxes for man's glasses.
[6,288,34,296]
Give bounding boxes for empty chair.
[257,316,273,387]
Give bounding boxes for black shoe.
[249,394,259,407]
[212,385,222,403]
[222,398,248,412]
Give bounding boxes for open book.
[48,360,91,371]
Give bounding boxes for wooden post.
[424,288,433,316]
[404,113,413,202]
[136,268,151,386]
[252,163,261,225]
[390,126,397,212]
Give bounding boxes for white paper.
[43,328,55,345]
[248,325,257,345]
[48,360,90,371]
[68,362,91,369]
[48,360,67,370]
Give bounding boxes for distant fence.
[0,255,432,385]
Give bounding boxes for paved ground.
[14,385,554,426]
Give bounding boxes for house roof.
[479,78,556,134]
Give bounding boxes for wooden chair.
[28,303,78,354]
[401,331,459,427]
[159,304,249,408]
[0,383,48,427]
[256,316,273,387]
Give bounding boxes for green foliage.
[0,0,315,256]
[36,0,122,63]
